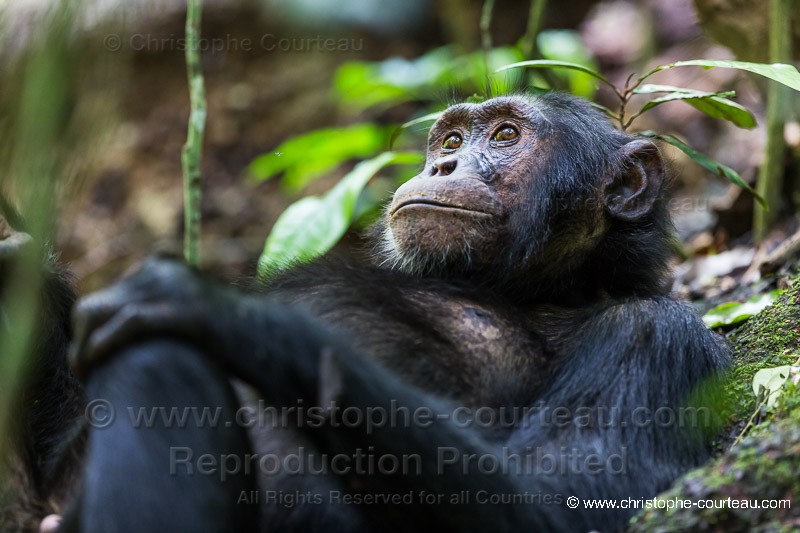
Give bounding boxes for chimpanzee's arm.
[507,298,731,530]
[69,258,560,531]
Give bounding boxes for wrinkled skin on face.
[381,98,544,274]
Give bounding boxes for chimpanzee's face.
[383,97,545,274]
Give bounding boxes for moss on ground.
[628,279,800,531]
[725,282,800,421]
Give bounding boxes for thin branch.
[520,0,547,59]
[480,0,496,87]
[518,0,560,89]
[480,0,496,56]
[181,0,206,266]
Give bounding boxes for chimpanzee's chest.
[386,292,549,407]
[272,280,550,408]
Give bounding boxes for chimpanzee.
[1,93,730,533]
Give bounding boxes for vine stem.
[754,0,790,241]
[480,0,496,92]
[181,0,206,267]
[520,0,547,59]
[617,71,646,131]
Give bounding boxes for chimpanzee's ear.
[603,139,664,221]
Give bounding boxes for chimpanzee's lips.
[391,197,493,216]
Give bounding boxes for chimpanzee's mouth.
[391,198,491,216]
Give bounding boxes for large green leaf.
[634,84,734,96]
[257,151,423,277]
[390,111,444,147]
[333,48,458,111]
[445,46,524,94]
[333,46,524,112]
[536,30,598,98]
[659,60,800,92]
[333,61,413,110]
[684,96,756,128]
[589,101,617,120]
[752,365,795,408]
[639,131,765,207]
[702,291,780,328]
[248,123,390,191]
[639,92,756,129]
[496,59,612,87]
[400,111,443,130]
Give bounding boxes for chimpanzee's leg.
[59,339,258,533]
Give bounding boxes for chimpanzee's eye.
[493,125,519,143]
[442,134,463,151]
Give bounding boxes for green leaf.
[400,111,443,130]
[683,96,755,128]
[390,111,444,147]
[496,59,612,87]
[752,365,793,408]
[634,84,734,96]
[589,101,617,119]
[702,291,780,328]
[640,131,765,207]
[333,61,421,111]
[638,92,756,129]
[527,86,550,96]
[660,60,800,92]
[257,151,423,277]
[333,46,525,111]
[536,30,598,98]
[452,47,524,94]
[248,123,389,191]
[464,94,487,103]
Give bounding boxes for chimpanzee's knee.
[60,339,258,533]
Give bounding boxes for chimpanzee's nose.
[433,156,458,176]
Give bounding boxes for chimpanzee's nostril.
[435,157,457,176]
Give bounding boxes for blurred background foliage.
[0,0,797,298]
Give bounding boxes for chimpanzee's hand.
[69,257,241,379]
